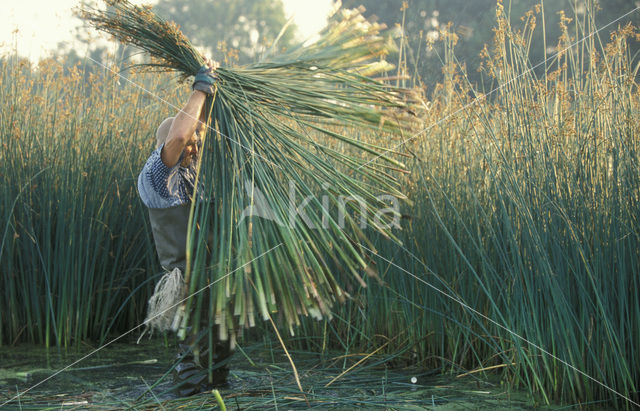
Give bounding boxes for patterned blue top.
[137,145,198,209]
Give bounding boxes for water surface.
[1,339,549,409]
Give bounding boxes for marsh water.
[1,339,560,410]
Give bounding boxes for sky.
[0,0,334,62]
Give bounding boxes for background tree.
[342,0,640,91]
[154,0,296,65]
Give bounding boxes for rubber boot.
[171,328,234,396]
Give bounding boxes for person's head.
[155,116,205,167]
[180,124,204,167]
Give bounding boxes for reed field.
[1,1,639,408]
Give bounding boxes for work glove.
[192,64,218,95]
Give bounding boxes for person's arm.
[160,58,218,167]
[160,90,207,167]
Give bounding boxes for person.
[137,58,232,396]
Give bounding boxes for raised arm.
[160,58,218,167]
[161,90,207,167]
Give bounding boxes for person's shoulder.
[145,145,162,164]
[142,146,171,173]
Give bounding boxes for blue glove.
[192,64,218,95]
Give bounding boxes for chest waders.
[149,204,190,272]
[147,204,233,396]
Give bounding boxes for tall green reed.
[0,55,180,347]
[1,0,638,408]
[289,1,639,407]
[80,1,423,357]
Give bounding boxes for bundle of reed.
[80,0,421,345]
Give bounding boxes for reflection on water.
[0,338,543,409]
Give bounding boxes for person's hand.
[192,57,220,95]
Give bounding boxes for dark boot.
[171,329,234,396]
[172,349,210,397]
[197,337,233,386]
